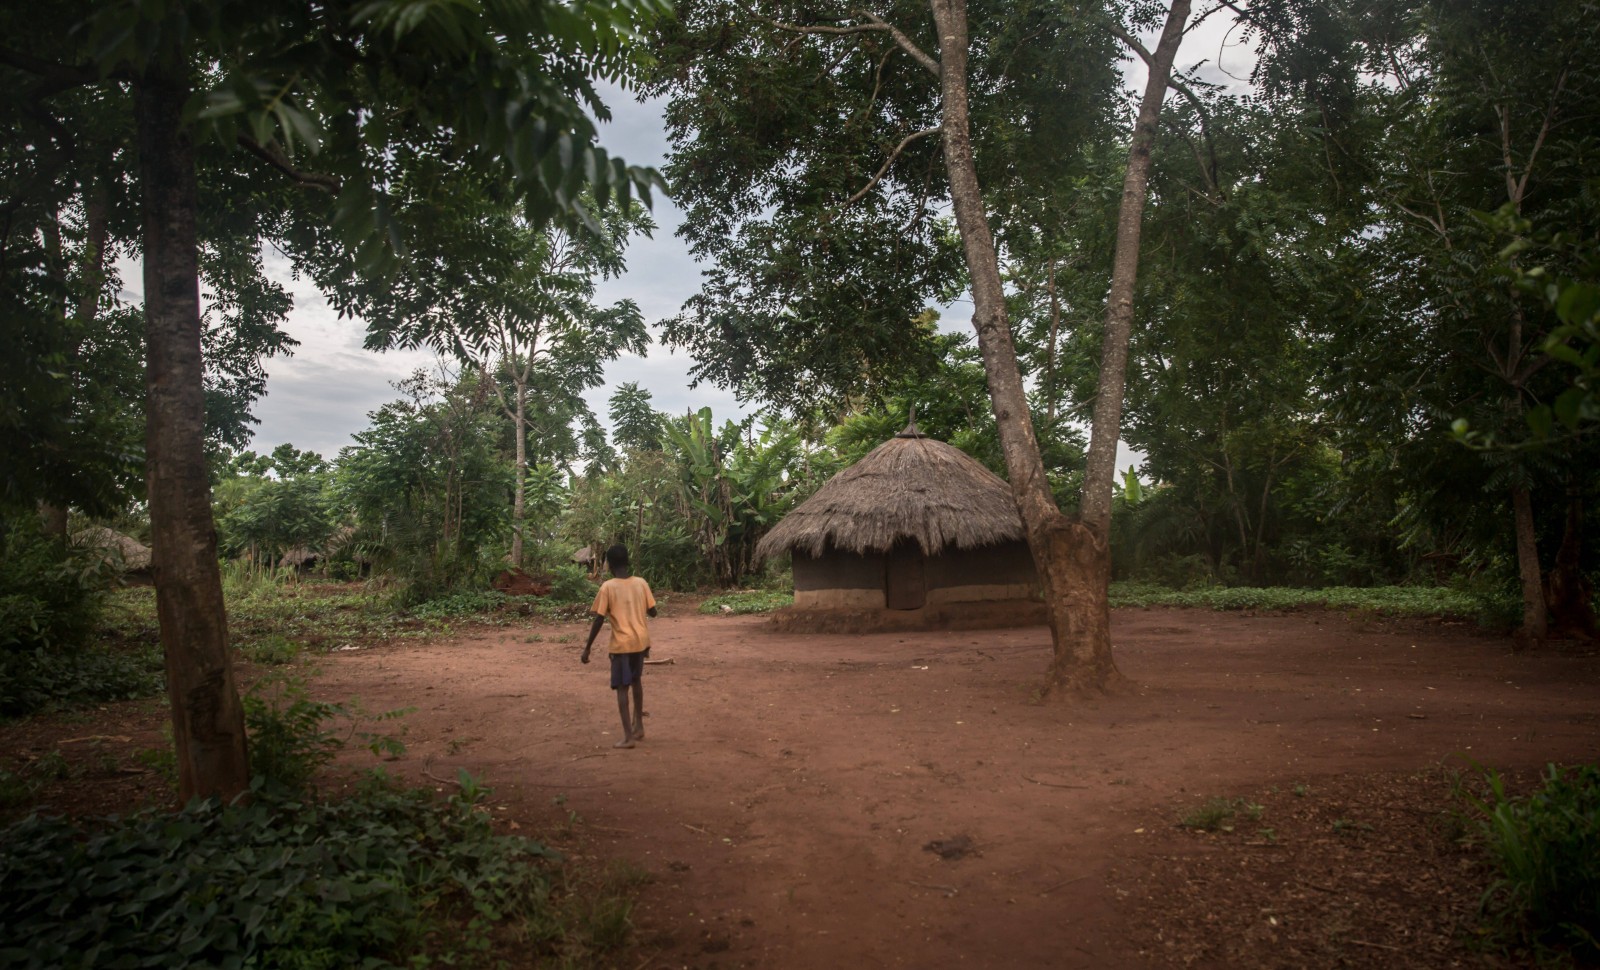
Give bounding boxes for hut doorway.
[885,543,926,610]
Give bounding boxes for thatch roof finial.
[896,405,924,439]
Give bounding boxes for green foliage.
[0,523,112,654]
[339,371,511,605]
[544,564,597,606]
[0,775,577,969]
[699,591,793,615]
[237,634,302,667]
[0,647,165,720]
[1461,763,1600,958]
[406,590,510,621]
[242,673,409,797]
[1107,582,1493,620]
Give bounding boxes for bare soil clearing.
[6,605,1597,968]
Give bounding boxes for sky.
[242,13,1260,466]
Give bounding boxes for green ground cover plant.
[1108,582,1496,621]
[0,772,620,969]
[1461,763,1600,960]
[699,590,793,615]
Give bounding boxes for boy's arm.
[581,613,605,663]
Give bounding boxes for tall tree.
[3,0,666,800]
[652,0,1214,693]
[452,205,652,568]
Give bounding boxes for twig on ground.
[681,822,711,836]
[909,881,959,897]
[1023,774,1087,789]
[1349,940,1403,952]
[59,735,131,744]
[644,658,675,665]
[1038,875,1089,895]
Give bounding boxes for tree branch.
[758,11,940,78]
[236,136,342,194]
[840,126,941,211]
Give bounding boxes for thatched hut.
[72,527,153,582]
[755,423,1039,621]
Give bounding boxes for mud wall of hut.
[792,541,1037,610]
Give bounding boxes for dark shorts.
[609,651,645,689]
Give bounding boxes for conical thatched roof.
[756,423,1026,560]
[72,527,153,571]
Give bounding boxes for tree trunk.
[136,71,251,803]
[1545,486,1596,640]
[1080,0,1190,534]
[1510,484,1546,644]
[930,0,1118,695]
[511,375,528,568]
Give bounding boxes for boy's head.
[605,544,629,573]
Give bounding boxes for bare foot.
[633,725,645,741]
[612,738,636,749]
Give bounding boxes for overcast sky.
[242,14,1259,465]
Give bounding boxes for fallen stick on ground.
[644,657,674,665]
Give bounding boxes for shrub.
[1463,763,1600,958]
[0,775,569,969]
[545,563,597,606]
[406,589,507,620]
[0,646,164,719]
[0,522,112,655]
[241,673,408,796]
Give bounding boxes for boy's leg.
[631,680,645,740]
[613,688,635,748]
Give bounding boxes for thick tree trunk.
[1080,0,1190,534]
[1510,485,1546,644]
[930,0,1118,695]
[136,72,251,802]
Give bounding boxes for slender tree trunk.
[1545,486,1596,640]
[1080,0,1190,534]
[1511,484,1546,644]
[136,70,251,803]
[930,0,1118,694]
[511,376,528,568]
[1045,259,1061,424]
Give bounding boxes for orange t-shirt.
[590,576,656,654]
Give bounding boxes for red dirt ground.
[6,604,1597,968]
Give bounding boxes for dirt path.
[313,607,1600,969]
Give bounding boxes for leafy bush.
[242,674,407,796]
[406,589,508,620]
[1463,763,1600,957]
[699,590,792,615]
[0,646,164,719]
[545,563,597,606]
[0,522,112,655]
[0,775,578,969]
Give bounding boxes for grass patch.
[699,590,793,615]
[1109,582,1492,620]
[1179,797,1264,833]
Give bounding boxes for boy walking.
[581,545,657,749]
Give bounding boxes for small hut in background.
[755,422,1041,629]
[72,527,154,583]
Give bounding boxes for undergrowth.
[1460,762,1600,961]
[699,590,793,615]
[0,771,630,969]
[1108,582,1490,621]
